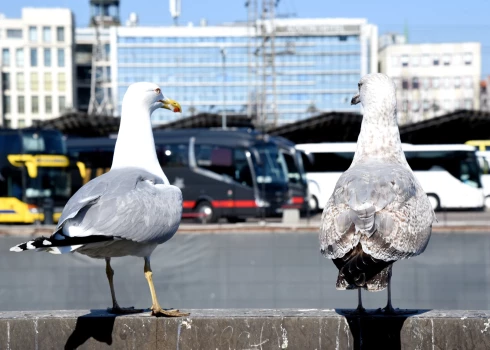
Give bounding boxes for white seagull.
[10,82,189,317]
[320,73,435,313]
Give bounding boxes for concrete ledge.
[0,309,489,349]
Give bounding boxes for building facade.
[110,18,378,126]
[0,8,75,128]
[481,76,490,112]
[379,42,481,125]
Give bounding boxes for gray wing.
[320,161,435,262]
[57,168,183,244]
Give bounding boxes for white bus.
[297,143,485,212]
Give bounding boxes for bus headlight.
[27,204,39,214]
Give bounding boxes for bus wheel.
[195,201,217,224]
[427,194,440,211]
[308,195,319,212]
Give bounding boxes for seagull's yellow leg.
[144,257,189,317]
[106,258,143,314]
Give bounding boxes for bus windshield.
[253,143,288,185]
[24,167,71,201]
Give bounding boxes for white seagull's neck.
[111,104,168,183]
[351,106,408,167]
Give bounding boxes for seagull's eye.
[358,83,362,89]
[155,88,161,94]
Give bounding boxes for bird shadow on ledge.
[64,309,131,350]
[336,308,431,350]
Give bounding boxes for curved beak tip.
[351,94,361,105]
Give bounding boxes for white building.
[379,42,481,125]
[0,8,75,128]
[481,76,490,112]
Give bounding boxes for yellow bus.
[0,128,85,224]
[465,140,490,152]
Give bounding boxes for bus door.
[231,148,257,219]
[281,149,306,211]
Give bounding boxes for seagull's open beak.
[351,94,361,105]
[159,98,182,113]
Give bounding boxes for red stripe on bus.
[182,212,206,218]
[291,197,304,204]
[211,200,257,208]
[183,201,196,209]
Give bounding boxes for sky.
[2,0,490,76]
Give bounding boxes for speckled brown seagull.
[10,82,188,317]
[320,73,436,313]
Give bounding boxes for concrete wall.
[0,309,489,349]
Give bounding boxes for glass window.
[56,26,65,42]
[44,73,52,91]
[18,119,25,128]
[57,48,65,67]
[443,54,451,66]
[402,100,409,112]
[43,26,51,42]
[454,76,461,88]
[31,73,39,91]
[3,96,11,114]
[58,72,66,91]
[464,99,473,109]
[432,77,440,88]
[443,99,452,110]
[6,29,22,39]
[59,96,66,112]
[30,48,38,67]
[157,143,189,168]
[411,56,420,67]
[443,77,451,88]
[412,77,419,89]
[464,52,472,65]
[422,54,430,66]
[234,148,253,187]
[412,100,420,111]
[15,48,24,67]
[433,55,439,66]
[402,79,409,90]
[303,152,354,173]
[16,73,24,91]
[2,48,10,66]
[45,96,52,113]
[32,96,39,114]
[401,55,409,67]
[17,96,25,114]
[29,26,37,42]
[422,77,430,89]
[464,76,472,88]
[195,144,235,179]
[43,48,51,67]
[423,99,431,111]
[2,72,10,90]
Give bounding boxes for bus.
[67,129,308,223]
[0,128,86,223]
[465,141,490,208]
[297,142,485,212]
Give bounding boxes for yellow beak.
[159,98,182,113]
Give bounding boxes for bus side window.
[234,149,253,187]
[159,144,189,167]
[196,145,234,179]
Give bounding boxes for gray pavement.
[1,230,490,312]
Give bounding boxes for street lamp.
[220,47,227,129]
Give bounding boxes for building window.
[401,55,409,67]
[59,96,66,112]
[45,96,52,113]
[412,77,420,89]
[56,26,65,42]
[58,72,66,91]
[422,78,430,89]
[57,48,65,67]
[464,53,473,65]
[43,26,51,42]
[402,79,409,90]
[31,73,39,91]
[423,99,431,111]
[29,26,37,42]
[443,77,451,88]
[3,96,11,114]
[15,48,24,67]
[443,99,452,111]
[433,56,439,66]
[432,77,440,88]
[412,100,420,112]
[422,54,430,66]
[453,54,462,65]
[443,54,451,66]
[2,48,10,66]
[454,76,461,88]
[17,96,25,114]
[464,76,472,88]
[16,72,24,91]
[43,48,51,67]
[30,48,38,67]
[464,99,473,109]
[402,100,409,112]
[2,72,10,90]
[31,96,39,114]
[6,29,22,39]
[44,73,52,90]
[411,56,420,67]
